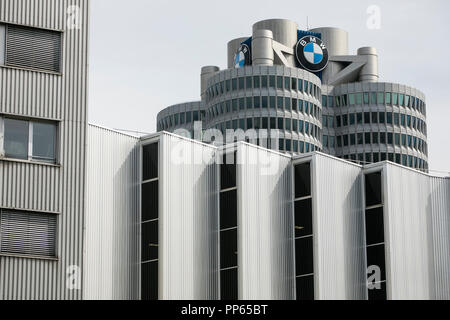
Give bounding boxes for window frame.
[0,115,60,165]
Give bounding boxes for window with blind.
[0,23,62,73]
[0,209,57,258]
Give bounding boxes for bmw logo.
[295,36,329,73]
[234,44,251,68]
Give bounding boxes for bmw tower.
[157,19,429,171]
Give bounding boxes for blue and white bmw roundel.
[234,50,246,68]
[295,36,329,73]
[304,42,324,65]
[234,44,251,69]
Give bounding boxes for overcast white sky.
[88,0,450,172]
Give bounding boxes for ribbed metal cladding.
[383,163,450,300]
[0,0,89,300]
[159,133,219,300]
[383,163,434,299]
[429,176,450,300]
[311,153,366,300]
[237,142,295,300]
[84,125,140,300]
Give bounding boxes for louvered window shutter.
[6,25,61,73]
[0,209,57,258]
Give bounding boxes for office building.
[0,4,448,300]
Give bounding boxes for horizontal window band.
[0,253,58,261]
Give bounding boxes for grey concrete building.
[157,19,429,171]
[0,4,448,302]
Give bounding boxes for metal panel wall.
[84,125,140,300]
[311,153,366,300]
[159,133,219,300]
[383,164,434,300]
[429,176,450,300]
[0,0,89,300]
[237,143,295,300]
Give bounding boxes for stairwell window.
[0,23,62,73]
[0,116,58,164]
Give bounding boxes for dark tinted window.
[296,275,314,301]
[143,143,158,181]
[142,181,158,222]
[142,220,158,262]
[366,244,386,281]
[221,153,236,190]
[368,281,386,300]
[141,261,158,300]
[220,229,238,269]
[221,268,238,300]
[295,237,314,275]
[365,207,385,245]
[365,172,382,207]
[220,190,237,229]
[295,199,312,238]
[294,163,311,198]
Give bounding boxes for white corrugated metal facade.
[84,125,140,300]
[237,143,295,300]
[0,0,89,300]
[308,153,366,300]
[380,163,450,300]
[156,133,219,300]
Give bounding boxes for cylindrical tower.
[251,29,274,66]
[201,66,220,100]
[357,47,379,82]
[321,82,428,170]
[309,27,349,57]
[253,19,298,67]
[310,27,349,85]
[203,66,323,155]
